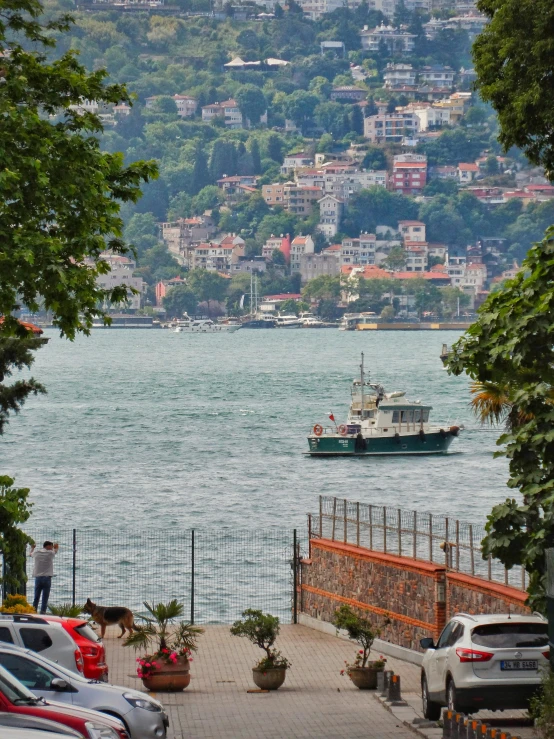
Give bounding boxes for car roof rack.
[453,612,477,621]
[0,614,49,625]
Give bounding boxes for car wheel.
[421,674,442,721]
[447,678,463,713]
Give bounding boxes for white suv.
[420,613,549,719]
[0,615,84,676]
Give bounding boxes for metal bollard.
[380,669,393,696]
[452,712,465,739]
[467,719,485,739]
[376,670,386,693]
[387,673,402,702]
[442,709,453,738]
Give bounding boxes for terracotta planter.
[348,664,383,690]
[252,667,287,691]
[142,658,190,692]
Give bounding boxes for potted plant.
[230,609,291,691]
[333,605,385,690]
[124,600,203,692]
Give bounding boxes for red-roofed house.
[398,220,426,242]
[260,294,302,312]
[392,154,427,195]
[457,163,479,183]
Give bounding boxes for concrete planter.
[252,667,287,690]
[142,657,190,692]
[348,664,383,690]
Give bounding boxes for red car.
[0,662,127,738]
[41,617,108,681]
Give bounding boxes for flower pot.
[348,665,382,690]
[252,667,287,691]
[142,658,190,692]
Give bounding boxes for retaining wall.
[300,538,528,651]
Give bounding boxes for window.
[0,628,14,644]
[0,653,56,690]
[19,628,53,653]
[392,411,400,423]
[472,623,548,649]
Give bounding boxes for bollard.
[467,720,485,739]
[387,673,402,702]
[453,712,465,739]
[442,709,453,739]
[380,669,393,696]
[376,670,386,693]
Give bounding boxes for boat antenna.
[360,352,364,420]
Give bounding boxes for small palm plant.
[48,603,84,618]
[124,600,204,680]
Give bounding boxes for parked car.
[420,612,549,718]
[0,712,84,735]
[0,616,84,676]
[0,643,168,739]
[0,663,128,739]
[40,617,108,681]
[0,729,80,739]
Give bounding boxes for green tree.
[279,298,300,315]
[124,213,160,259]
[473,0,554,175]
[349,104,364,136]
[302,275,341,301]
[154,96,178,115]
[187,269,228,311]
[163,284,198,317]
[380,304,396,322]
[382,246,406,272]
[362,146,387,171]
[266,134,283,164]
[440,287,470,318]
[191,144,210,195]
[192,185,224,213]
[283,90,319,133]
[0,0,156,338]
[236,85,267,127]
[0,476,34,596]
[250,139,262,175]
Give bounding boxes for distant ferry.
[307,354,461,456]
[173,318,240,333]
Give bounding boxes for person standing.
[30,541,59,614]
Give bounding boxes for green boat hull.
[307,430,455,456]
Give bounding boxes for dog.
[84,598,136,639]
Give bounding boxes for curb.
[374,693,442,738]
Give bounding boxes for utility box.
[547,548,554,672]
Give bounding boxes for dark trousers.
[33,576,52,614]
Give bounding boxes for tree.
[124,213,160,259]
[192,185,224,213]
[380,305,396,322]
[0,476,34,596]
[163,284,198,317]
[362,146,387,171]
[349,105,364,136]
[382,246,406,271]
[154,96,178,115]
[266,134,283,164]
[283,91,319,133]
[250,140,262,175]
[448,227,554,611]
[440,287,470,318]
[0,0,156,338]
[191,144,210,195]
[279,298,301,315]
[473,0,554,176]
[302,275,341,301]
[236,85,267,128]
[187,269,228,311]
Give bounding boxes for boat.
[339,312,377,331]
[306,353,461,456]
[275,314,302,328]
[440,343,450,365]
[241,315,276,329]
[174,319,241,333]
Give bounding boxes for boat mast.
[360,352,364,420]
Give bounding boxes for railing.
[308,496,527,592]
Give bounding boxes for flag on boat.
[328,413,335,422]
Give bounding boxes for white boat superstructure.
[275,314,302,328]
[339,312,377,331]
[174,319,240,333]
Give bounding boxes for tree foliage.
[448,228,554,611]
[0,0,156,339]
[0,476,34,596]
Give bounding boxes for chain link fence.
[308,496,527,591]
[17,529,298,624]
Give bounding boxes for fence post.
[190,529,195,625]
[356,502,360,548]
[369,505,373,550]
[383,507,387,553]
[307,514,312,559]
[469,525,475,576]
[343,499,347,543]
[456,520,460,571]
[488,554,492,581]
[293,529,298,624]
[413,511,417,560]
[72,529,76,608]
[397,509,402,556]
[445,518,449,567]
[319,495,323,538]
[331,497,337,541]
[429,514,433,562]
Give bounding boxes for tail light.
[74,648,85,673]
[456,647,493,663]
[543,650,550,660]
[81,646,99,658]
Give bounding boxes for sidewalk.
[103,624,418,739]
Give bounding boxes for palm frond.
[470,381,512,427]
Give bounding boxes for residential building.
[260,293,302,312]
[404,243,429,272]
[190,235,246,272]
[318,195,344,238]
[404,0,430,9]
[201,99,267,129]
[364,112,419,143]
[340,234,377,267]
[217,175,258,193]
[290,235,315,273]
[457,162,479,183]
[419,66,455,89]
[383,64,417,89]
[330,86,367,102]
[360,24,416,54]
[429,165,457,179]
[280,152,314,175]
[95,253,145,311]
[299,251,340,284]
[262,235,291,261]
[433,92,472,122]
[230,256,268,274]
[392,154,428,194]
[367,0,397,16]
[409,103,451,131]
[144,94,198,117]
[398,220,426,243]
[161,216,216,262]
[296,167,388,201]
[285,184,323,216]
[319,40,346,55]
[262,183,287,206]
[424,12,487,40]
[155,276,186,307]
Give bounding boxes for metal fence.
[15,529,300,624]
[308,496,527,591]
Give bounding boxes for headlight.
[123,692,160,711]
[85,722,121,739]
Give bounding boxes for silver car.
[0,644,168,739]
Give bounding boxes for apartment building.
[392,154,428,195]
[161,216,216,262]
[262,183,322,216]
[190,235,246,272]
[262,235,291,261]
[318,195,344,238]
[201,99,267,129]
[360,24,416,54]
[419,65,455,89]
[290,235,315,273]
[95,254,145,311]
[383,64,417,89]
[280,152,314,175]
[299,251,340,284]
[364,112,419,143]
[398,220,426,243]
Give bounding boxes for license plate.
[500,660,538,671]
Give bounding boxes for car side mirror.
[51,678,68,690]
[420,637,435,650]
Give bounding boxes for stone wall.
[301,538,529,652]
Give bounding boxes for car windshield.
[472,622,548,648]
[74,623,101,644]
[0,663,40,704]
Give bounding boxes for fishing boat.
[174,319,240,333]
[307,354,461,456]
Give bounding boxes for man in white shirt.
[30,541,59,614]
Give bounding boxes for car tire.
[421,674,441,721]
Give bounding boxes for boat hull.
[306,430,455,456]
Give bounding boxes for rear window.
[19,628,53,653]
[472,622,548,648]
[0,627,14,644]
[74,623,101,643]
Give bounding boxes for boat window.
[422,410,430,422]
[363,410,375,419]
[413,409,421,423]
[401,410,414,423]
[392,411,400,423]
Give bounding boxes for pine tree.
[192,144,210,194]
[209,140,228,181]
[250,139,262,174]
[267,134,283,164]
[350,105,364,136]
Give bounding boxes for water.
[1,328,509,530]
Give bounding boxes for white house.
[318,195,344,238]
[383,64,417,89]
[290,235,315,273]
[458,162,479,183]
[280,152,314,175]
[360,24,416,54]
